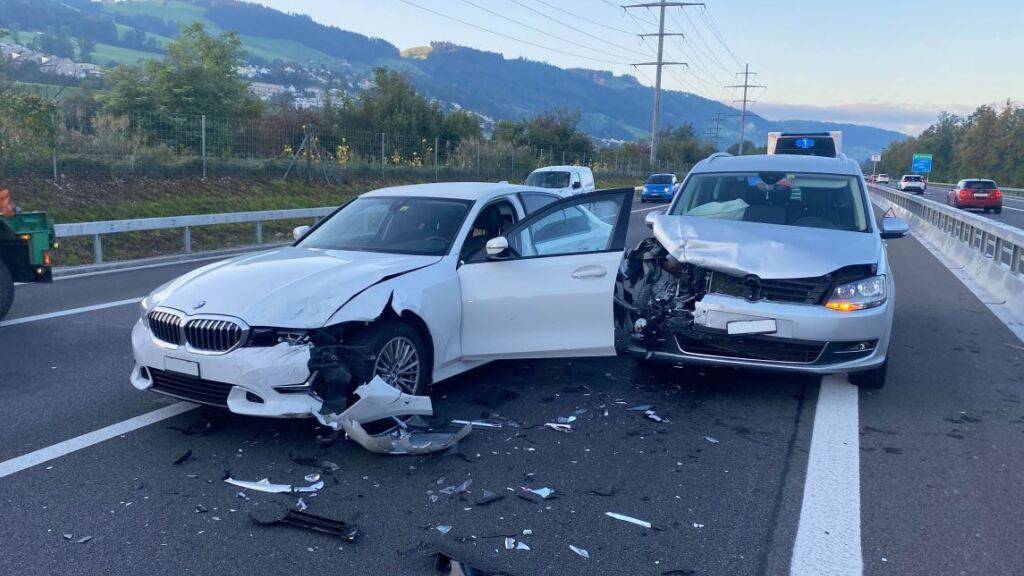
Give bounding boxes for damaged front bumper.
[130,319,322,417]
[622,293,890,374]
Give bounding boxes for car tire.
[994,207,1002,214]
[0,261,13,321]
[983,207,990,213]
[849,360,887,389]
[346,320,430,396]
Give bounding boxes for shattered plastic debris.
[451,420,502,429]
[569,545,589,559]
[224,477,324,494]
[288,451,340,474]
[434,549,513,576]
[556,416,577,424]
[435,525,452,534]
[439,479,472,497]
[704,436,720,444]
[316,376,433,430]
[169,415,222,436]
[250,504,357,541]
[645,410,664,422]
[172,450,193,465]
[543,423,572,433]
[605,511,665,531]
[76,536,93,544]
[588,486,616,497]
[503,537,530,551]
[304,473,321,483]
[343,419,472,456]
[295,498,308,512]
[474,490,504,506]
[521,487,555,500]
[628,404,653,412]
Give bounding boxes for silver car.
[616,152,908,388]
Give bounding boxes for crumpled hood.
[151,247,440,327]
[651,215,880,279]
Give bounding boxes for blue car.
[640,173,678,203]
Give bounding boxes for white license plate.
[974,193,989,198]
[164,357,200,378]
[727,319,777,335]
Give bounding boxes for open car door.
[458,188,634,360]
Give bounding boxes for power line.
[625,2,703,164]
[725,64,765,155]
[669,9,733,75]
[529,0,638,36]
[395,0,631,66]
[454,0,636,64]
[622,8,713,100]
[509,0,650,58]
[697,6,743,68]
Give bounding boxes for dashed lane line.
[791,373,863,576]
[0,402,197,479]
[0,297,142,328]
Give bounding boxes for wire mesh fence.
[0,105,684,183]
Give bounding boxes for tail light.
[993,188,1002,198]
[959,189,970,198]
[43,251,52,266]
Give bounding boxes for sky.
[258,0,1023,135]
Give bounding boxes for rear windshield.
[525,171,570,189]
[904,176,923,182]
[670,171,868,232]
[647,174,674,185]
[964,180,996,189]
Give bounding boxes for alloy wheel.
[373,336,421,394]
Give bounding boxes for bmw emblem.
[193,300,207,310]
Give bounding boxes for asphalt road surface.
[2,203,1022,576]
[875,182,1024,230]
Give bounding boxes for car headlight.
[825,275,886,312]
[139,295,154,320]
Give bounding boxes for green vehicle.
[0,210,57,320]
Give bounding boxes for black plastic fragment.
[434,548,513,576]
[308,345,354,415]
[588,485,616,497]
[172,450,193,465]
[471,386,519,408]
[250,504,358,541]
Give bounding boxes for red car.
[947,179,1002,213]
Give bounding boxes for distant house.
[250,82,288,100]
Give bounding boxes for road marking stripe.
[0,297,143,328]
[0,402,197,479]
[791,374,862,576]
[631,204,668,213]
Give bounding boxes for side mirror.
[293,225,311,241]
[644,209,667,229]
[572,181,582,189]
[880,217,909,239]
[485,236,510,259]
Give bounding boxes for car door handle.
[571,265,606,279]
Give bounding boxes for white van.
[524,165,596,197]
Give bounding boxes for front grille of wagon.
[148,310,183,345]
[183,318,245,352]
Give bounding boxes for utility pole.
[726,64,764,155]
[624,2,702,165]
[706,111,733,150]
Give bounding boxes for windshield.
[299,196,472,255]
[525,171,571,189]
[964,180,996,189]
[904,176,923,182]
[647,174,674,185]
[670,172,869,232]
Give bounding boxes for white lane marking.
[54,253,234,281]
[632,204,668,213]
[0,402,197,479]
[0,297,142,328]
[791,374,862,576]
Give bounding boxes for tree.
[101,22,262,118]
[494,109,594,159]
[76,35,96,63]
[34,26,76,58]
[727,140,766,155]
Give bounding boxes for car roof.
[531,165,589,172]
[649,172,676,177]
[360,182,553,202]
[692,153,862,176]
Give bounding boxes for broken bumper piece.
[343,419,472,455]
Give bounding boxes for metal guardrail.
[54,206,337,264]
[899,181,1024,198]
[870,185,1024,275]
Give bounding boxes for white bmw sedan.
[131,182,634,419]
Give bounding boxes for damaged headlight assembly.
[825,275,886,312]
[247,327,312,347]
